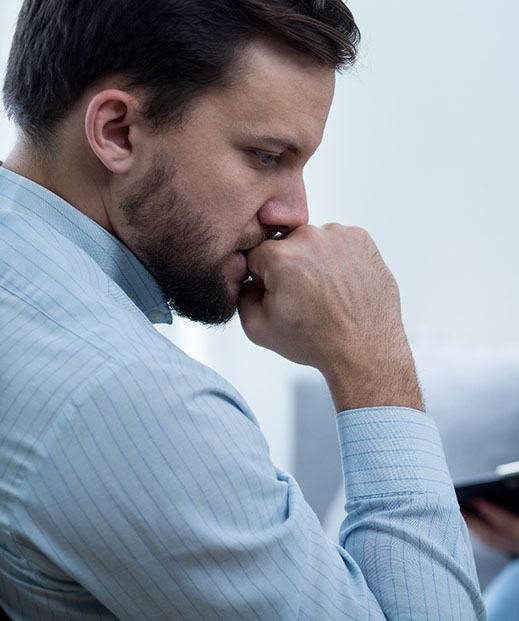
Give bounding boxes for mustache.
[237,231,284,253]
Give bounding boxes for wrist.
[322,345,424,413]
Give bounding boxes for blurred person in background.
[0,0,484,619]
[465,501,519,620]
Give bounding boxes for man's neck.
[3,142,51,191]
[3,141,115,235]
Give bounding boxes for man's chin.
[209,282,242,324]
[169,283,240,326]
[208,277,250,325]
[154,262,243,326]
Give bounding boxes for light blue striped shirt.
[0,165,485,620]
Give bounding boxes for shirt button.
[147,309,166,323]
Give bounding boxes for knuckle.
[295,224,318,239]
[258,239,278,255]
[353,226,373,244]
[322,222,343,233]
[263,243,297,272]
[269,241,291,261]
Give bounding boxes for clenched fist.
[238,224,423,412]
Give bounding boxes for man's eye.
[253,150,281,168]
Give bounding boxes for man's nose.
[257,179,309,234]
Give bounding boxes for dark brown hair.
[3,0,359,149]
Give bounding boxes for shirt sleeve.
[14,354,486,620]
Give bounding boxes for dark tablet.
[455,471,519,515]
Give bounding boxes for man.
[0,1,484,619]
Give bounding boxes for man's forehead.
[214,39,335,151]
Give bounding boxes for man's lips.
[238,244,258,256]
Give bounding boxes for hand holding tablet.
[456,462,519,555]
[455,461,519,516]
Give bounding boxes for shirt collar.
[0,164,172,324]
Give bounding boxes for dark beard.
[119,156,241,325]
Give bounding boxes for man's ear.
[84,90,141,174]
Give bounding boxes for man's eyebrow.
[243,134,302,155]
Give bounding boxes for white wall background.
[1,1,519,473]
[0,1,19,150]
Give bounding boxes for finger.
[245,240,280,286]
[249,270,265,291]
[464,514,512,552]
[472,499,519,532]
[237,281,267,344]
[238,280,264,316]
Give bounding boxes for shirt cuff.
[336,407,454,500]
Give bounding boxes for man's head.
[3,0,359,324]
